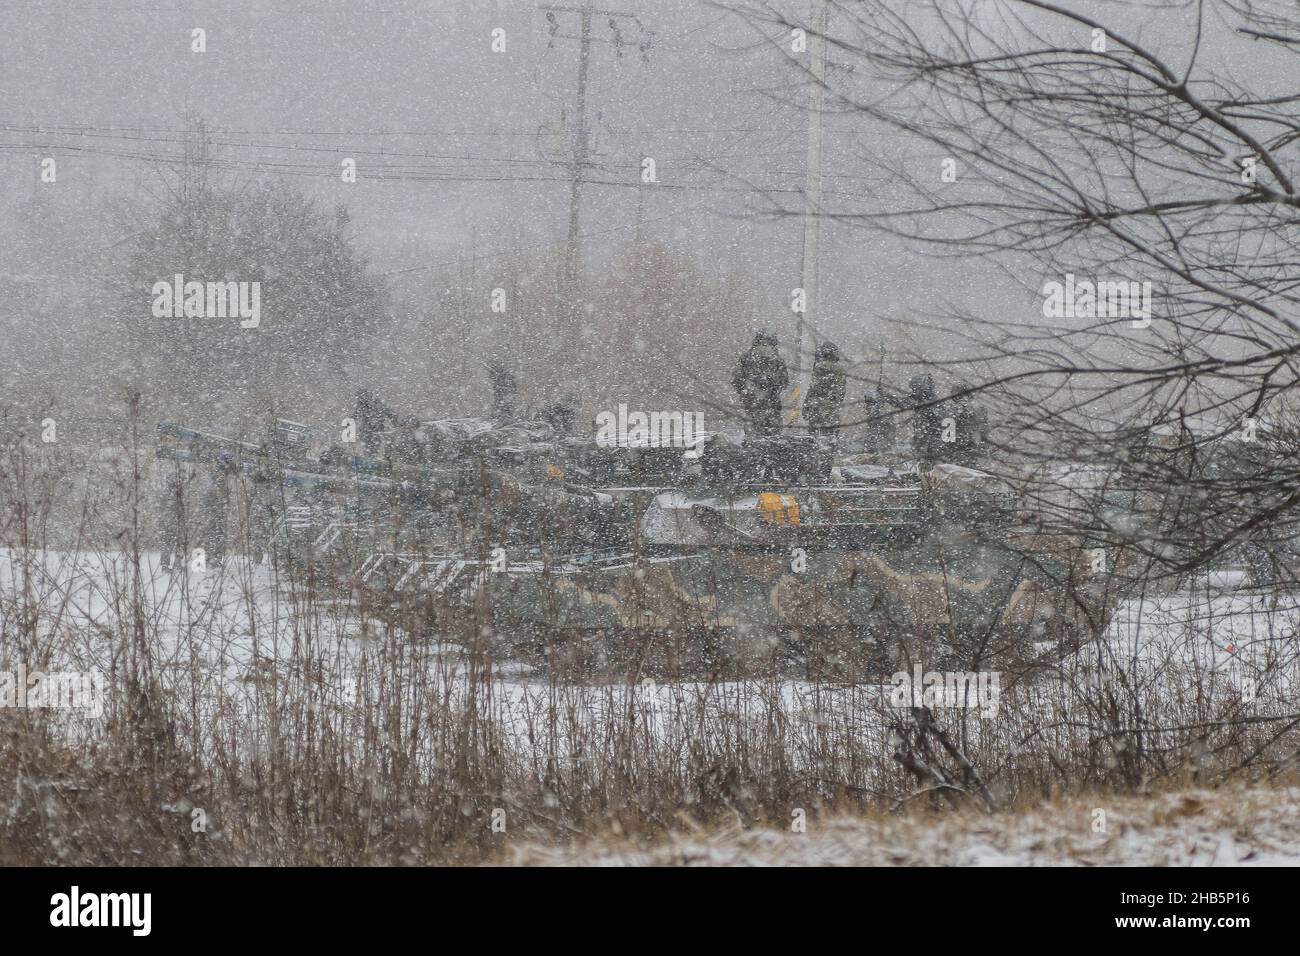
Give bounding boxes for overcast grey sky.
[2,0,1290,404]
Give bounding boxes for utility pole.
[177,115,212,293]
[794,0,828,421]
[634,142,646,246]
[565,4,593,353]
[539,3,650,357]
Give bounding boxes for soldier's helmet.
[753,331,778,347]
[908,373,935,398]
[814,341,841,362]
[541,397,577,435]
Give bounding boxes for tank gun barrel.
[155,422,457,503]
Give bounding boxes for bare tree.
[729,0,1300,582]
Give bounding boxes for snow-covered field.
[3,546,1298,732]
[510,784,1300,866]
[6,547,1294,687]
[4,546,1300,822]
[0,547,892,759]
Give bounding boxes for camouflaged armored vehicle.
[452,434,1114,677]
[155,391,1117,678]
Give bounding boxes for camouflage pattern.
[156,379,1116,676]
[462,470,1109,674]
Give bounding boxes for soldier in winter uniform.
[947,388,975,466]
[731,332,789,437]
[248,465,280,566]
[486,362,518,421]
[540,396,577,436]
[907,374,945,466]
[969,398,989,462]
[803,341,847,441]
[862,388,897,455]
[947,386,989,467]
[158,466,191,571]
[200,462,234,569]
[354,388,394,456]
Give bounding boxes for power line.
[0,123,833,167]
[0,120,879,137]
[0,140,897,194]
[381,195,717,279]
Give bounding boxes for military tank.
[154,387,1117,679]
[440,433,1112,677]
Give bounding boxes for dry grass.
[3,433,1300,865]
[508,778,1300,866]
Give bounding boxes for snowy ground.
[2,547,1297,712]
[509,784,1300,866]
[0,548,889,757]
[3,547,1299,793]
[5,547,1293,684]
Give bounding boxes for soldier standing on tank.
[948,386,989,467]
[486,362,518,421]
[804,341,847,441]
[863,388,897,454]
[970,399,989,461]
[540,396,577,436]
[947,387,975,466]
[731,332,789,437]
[908,374,945,466]
[354,388,391,456]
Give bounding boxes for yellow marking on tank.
[757,492,800,526]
